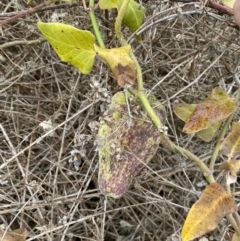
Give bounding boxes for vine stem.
[115,0,162,128]
[88,0,105,48]
[227,214,240,236]
[233,211,240,229]
[114,0,131,46]
[137,91,162,129]
[90,0,217,189]
[88,1,240,236]
[175,145,215,184]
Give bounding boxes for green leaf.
[61,0,75,3]
[99,0,117,9]
[37,22,96,74]
[119,0,146,33]
[173,103,197,122]
[99,0,145,33]
[173,101,225,142]
[196,123,221,142]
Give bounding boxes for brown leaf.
[114,63,136,87]
[221,121,240,159]
[173,102,222,142]
[232,232,240,241]
[183,88,237,134]
[94,44,136,87]
[0,230,15,241]
[220,160,240,177]
[181,182,237,241]
[0,228,27,241]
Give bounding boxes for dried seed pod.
[98,92,166,198]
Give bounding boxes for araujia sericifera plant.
[37,0,240,240]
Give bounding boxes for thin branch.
[0,0,58,28]
[0,102,95,170]
[0,38,45,50]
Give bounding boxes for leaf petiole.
[88,0,105,48]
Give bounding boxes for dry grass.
[0,0,240,240]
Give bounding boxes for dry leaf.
[0,228,27,241]
[173,101,223,142]
[94,44,136,87]
[221,121,240,159]
[114,63,136,87]
[183,88,237,134]
[220,160,240,184]
[232,232,240,241]
[181,182,237,241]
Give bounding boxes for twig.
[0,0,58,29]
[136,10,233,37]
[0,38,45,50]
[168,50,226,100]
[0,102,95,171]
[0,3,77,19]
[208,1,233,15]
[101,197,107,241]
[168,0,233,15]
[0,124,45,239]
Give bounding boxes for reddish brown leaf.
[173,103,222,142]
[181,182,237,241]
[183,88,237,134]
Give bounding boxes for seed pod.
[98,92,166,198]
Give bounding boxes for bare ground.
[0,0,240,240]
